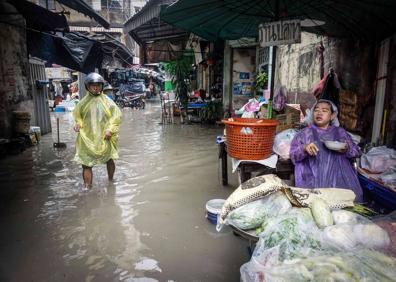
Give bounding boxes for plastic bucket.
[205,199,225,224]
[54,106,65,112]
[30,126,41,142]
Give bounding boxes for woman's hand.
[74,124,81,132]
[104,129,112,140]
[304,142,319,156]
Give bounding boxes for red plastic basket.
[222,118,278,160]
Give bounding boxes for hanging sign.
[259,20,301,47]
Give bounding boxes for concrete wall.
[275,32,377,139]
[0,3,33,138]
[275,32,322,107]
[232,47,256,110]
[222,42,232,114]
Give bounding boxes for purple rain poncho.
[290,124,363,202]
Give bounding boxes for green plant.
[162,50,194,110]
[254,72,268,94]
[200,100,223,123]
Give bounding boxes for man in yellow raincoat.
[73,73,122,189]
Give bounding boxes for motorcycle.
[124,91,145,109]
[114,91,126,108]
[114,91,145,109]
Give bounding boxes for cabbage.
[332,210,359,224]
[354,223,391,249]
[322,224,357,250]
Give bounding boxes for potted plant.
[254,72,268,96]
[162,51,194,120]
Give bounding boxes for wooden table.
[218,141,294,185]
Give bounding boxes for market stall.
[218,97,301,185]
[212,98,396,280]
[358,146,396,213]
[214,174,396,281]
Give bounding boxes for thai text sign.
[259,20,301,47]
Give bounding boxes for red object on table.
[222,118,278,160]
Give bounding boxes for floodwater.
[0,100,249,282]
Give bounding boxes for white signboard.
[45,67,71,80]
[259,20,301,47]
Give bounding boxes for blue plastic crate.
[358,173,396,213]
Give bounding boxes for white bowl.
[324,140,347,151]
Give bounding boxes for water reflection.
[0,101,247,282]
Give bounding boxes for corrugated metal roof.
[55,0,110,29]
[124,0,187,44]
[69,26,124,33]
[124,0,176,31]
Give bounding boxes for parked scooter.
[114,91,126,108]
[123,91,145,109]
[114,91,145,109]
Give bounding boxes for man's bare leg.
[107,159,115,181]
[82,165,93,189]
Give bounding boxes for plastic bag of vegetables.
[241,249,396,282]
[220,192,291,231]
[372,211,396,257]
[253,208,322,265]
[322,210,391,251]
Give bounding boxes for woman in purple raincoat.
[290,99,363,202]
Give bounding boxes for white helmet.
[103,85,113,92]
[84,73,105,90]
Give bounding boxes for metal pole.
[57,117,60,143]
[268,0,279,118]
[220,142,228,185]
[269,46,277,100]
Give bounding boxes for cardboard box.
[274,105,301,132]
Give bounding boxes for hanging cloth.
[312,68,341,108]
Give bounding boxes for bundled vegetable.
[322,224,357,250]
[218,174,287,225]
[354,223,390,249]
[310,198,334,228]
[254,208,322,263]
[332,209,360,224]
[322,210,391,251]
[241,249,396,282]
[373,211,396,257]
[221,192,291,231]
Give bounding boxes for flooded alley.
[0,100,249,282]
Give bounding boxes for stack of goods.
[272,105,301,133]
[359,146,396,212]
[338,90,359,131]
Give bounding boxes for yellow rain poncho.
[73,92,122,167]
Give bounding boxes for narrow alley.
[0,101,248,282]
